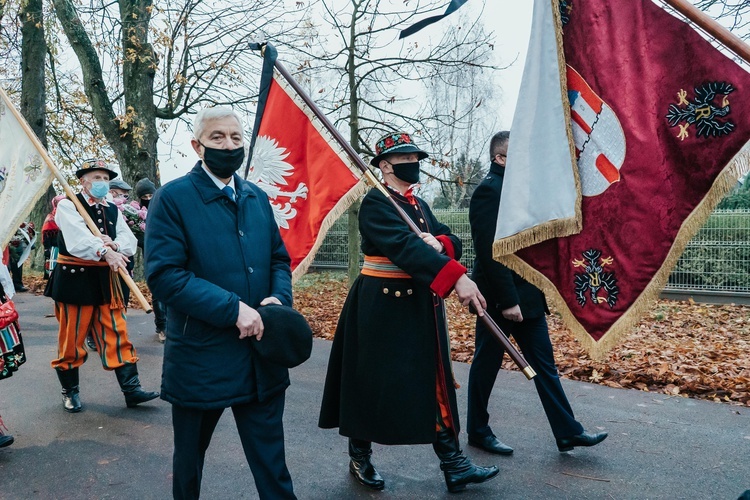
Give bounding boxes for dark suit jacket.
[469,162,547,319]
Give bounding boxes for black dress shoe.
[0,433,14,448]
[556,431,608,452]
[14,285,29,293]
[468,434,514,455]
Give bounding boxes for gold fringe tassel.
[499,146,750,360]
[291,179,368,283]
[109,270,126,310]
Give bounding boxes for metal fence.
[312,209,750,294]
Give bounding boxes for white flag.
[493,0,580,257]
[0,88,54,249]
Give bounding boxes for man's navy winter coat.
[145,163,292,409]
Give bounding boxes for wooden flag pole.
[0,88,152,313]
[663,0,750,64]
[255,44,536,379]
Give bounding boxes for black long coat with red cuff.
[318,187,467,445]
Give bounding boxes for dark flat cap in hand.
[254,304,313,368]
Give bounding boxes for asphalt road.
[1,292,748,499]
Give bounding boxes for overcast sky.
[158,0,534,183]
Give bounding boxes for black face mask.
[201,143,245,178]
[392,161,420,184]
[140,198,150,209]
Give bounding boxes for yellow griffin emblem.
[572,250,619,308]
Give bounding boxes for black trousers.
[152,298,167,332]
[171,392,295,500]
[467,310,584,440]
[9,253,23,287]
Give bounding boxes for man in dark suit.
[145,107,296,499]
[467,130,608,454]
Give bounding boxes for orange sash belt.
[361,255,411,279]
[55,254,126,310]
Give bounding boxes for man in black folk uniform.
[467,131,607,454]
[319,132,499,494]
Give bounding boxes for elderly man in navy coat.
[145,107,296,499]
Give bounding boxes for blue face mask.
[89,180,110,199]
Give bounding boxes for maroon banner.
[508,0,750,358]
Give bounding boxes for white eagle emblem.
[247,135,308,229]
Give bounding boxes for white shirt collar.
[200,161,236,193]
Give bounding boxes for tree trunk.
[53,0,159,187]
[118,0,159,187]
[346,5,361,286]
[20,0,53,271]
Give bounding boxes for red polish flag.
[495,0,750,358]
[246,44,366,280]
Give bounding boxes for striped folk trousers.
[51,302,138,371]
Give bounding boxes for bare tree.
[695,1,750,39]
[21,0,57,253]
[49,0,304,186]
[421,11,499,208]
[293,0,499,281]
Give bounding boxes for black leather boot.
[433,429,499,493]
[56,368,82,413]
[349,438,385,490]
[114,363,159,408]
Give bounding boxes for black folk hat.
[75,158,119,180]
[370,132,429,167]
[254,304,313,368]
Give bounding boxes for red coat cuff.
[431,259,467,298]
[435,235,456,260]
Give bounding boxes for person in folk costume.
[8,222,35,292]
[84,177,134,352]
[43,159,159,412]
[42,194,67,280]
[467,131,608,455]
[0,253,27,447]
[319,132,499,493]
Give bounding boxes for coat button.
[71,269,76,273]
[247,267,254,274]
[80,268,85,272]
[97,219,102,223]
[395,291,401,297]
[62,266,67,270]
[407,289,412,295]
[383,288,389,294]
[239,230,244,237]
[419,218,424,223]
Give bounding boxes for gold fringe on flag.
[291,180,367,282]
[499,146,750,360]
